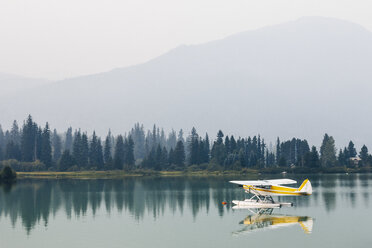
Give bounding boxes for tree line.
[0,115,371,171]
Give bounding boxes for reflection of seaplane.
[232,208,313,235]
[230,179,312,208]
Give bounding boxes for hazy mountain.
[1,16,372,148]
[0,73,50,97]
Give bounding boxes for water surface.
[0,174,371,248]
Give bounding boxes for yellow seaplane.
[230,178,312,208]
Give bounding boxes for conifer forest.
[0,115,371,172]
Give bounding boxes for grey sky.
[1,0,371,80]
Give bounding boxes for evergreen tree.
[40,123,52,168]
[80,133,89,168]
[104,132,112,168]
[114,135,125,169]
[211,130,226,165]
[174,140,185,167]
[64,127,73,151]
[225,136,230,154]
[167,129,177,151]
[124,136,135,169]
[203,133,210,163]
[360,145,369,166]
[59,150,75,171]
[72,130,82,166]
[338,149,346,166]
[278,157,287,167]
[89,131,99,167]
[189,127,199,165]
[276,137,281,165]
[154,144,163,170]
[35,126,43,160]
[305,146,320,168]
[52,129,62,162]
[130,123,145,159]
[177,129,185,143]
[21,115,37,162]
[5,140,21,160]
[230,136,237,152]
[168,148,175,165]
[347,141,357,158]
[216,130,224,145]
[0,125,4,150]
[96,138,104,170]
[10,120,21,144]
[320,134,337,167]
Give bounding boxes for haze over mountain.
[0,73,50,97]
[1,16,372,148]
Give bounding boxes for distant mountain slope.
[0,73,50,97]
[1,17,372,147]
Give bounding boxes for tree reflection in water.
[0,175,367,233]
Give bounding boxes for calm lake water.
[0,174,371,248]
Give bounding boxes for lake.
[0,174,371,248]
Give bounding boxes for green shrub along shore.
[1,115,372,177]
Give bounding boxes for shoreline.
[15,166,372,179]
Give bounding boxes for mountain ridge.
[1,16,371,148]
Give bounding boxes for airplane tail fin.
[298,179,312,195]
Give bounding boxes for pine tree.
[96,138,104,170]
[347,141,357,158]
[89,131,99,167]
[10,120,21,144]
[40,123,52,168]
[216,130,224,145]
[0,125,4,150]
[211,130,226,165]
[59,150,75,171]
[35,126,43,160]
[338,149,345,166]
[276,137,281,165]
[174,140,185,167]
[81,133,89,168]
[124,136,135,169]
[225,136,230,154]
[167,129,177,151]
[104,132,112,168]
[189,127,199,165]
[52,129,62,162]
[114,135,125,169]
[64,127,73,151]
[305,146,320,168]
[21,115,37,162]
[72,130,82,166]
[168,148,175,165]
[230,135,237,152]
[154,144,163,170]
[177,129,185,143]
[360,145,369,166]
[203,133,210,163]
[5,140,21,160]
[130,123,145,159]
[320,134,337,167]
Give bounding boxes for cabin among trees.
[0,115,371,172]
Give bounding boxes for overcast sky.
[1,0,371,80]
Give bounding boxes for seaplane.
[230,178,312,208]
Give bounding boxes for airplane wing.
[229,179,297,186]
